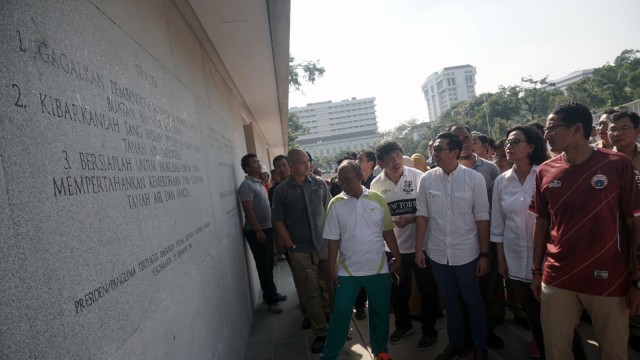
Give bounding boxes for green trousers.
[320,274,391,360]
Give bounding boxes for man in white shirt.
[371,140,440,351]
[415,132,491,360]
[321,160,402,360]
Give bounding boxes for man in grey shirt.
[238,153,286,314]
[272,148,331,353]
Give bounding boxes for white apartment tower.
[291,97,381,158]
[422,65,477,121]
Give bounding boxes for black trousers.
[386,251,439,336]
[244,228,279,305]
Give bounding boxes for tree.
[287,111,308,149]
[288,55,325,149]
[289,56,325,93]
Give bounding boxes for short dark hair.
[493,138,507,150]
[358,149,376,163]
[304,151,314,163]
[550,101,593,139]
[240,153,257,174]
[506,126,549,166]
[335,151,357,167]
[610,110,640,129]
[448,124,472,134]
[375,139,403,162]
[435,132,462,159]
[527,122,545,136]
[473,133,490,145]
[272,155,287,167]
[487,137,496,149]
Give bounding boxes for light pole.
[483,94,491,138]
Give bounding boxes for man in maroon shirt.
[530,101,640,359]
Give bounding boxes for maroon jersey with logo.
[529,148,640,296]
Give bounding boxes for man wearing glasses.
[321,160,402,360]
[608,110,640,170]
[415,132,491,360]
[370,140,440,351]
[272,148,332,353]
[530,102,640,359]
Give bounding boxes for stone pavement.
[244,261,640,360]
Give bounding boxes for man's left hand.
[476,257,489,276]
[629,286,640,316]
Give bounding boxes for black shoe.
[418,334,437,351]
[355,306,366,320]
[310,336,326,353]
[389,327,414,345]
[275,293,287,302]
[487,332,504,349]
[301,317,311,329]
[473,349,489,360]
[630,335,640,352]
[436,344,470,360]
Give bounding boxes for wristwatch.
[632,279,640,289]
[479,252,490,259]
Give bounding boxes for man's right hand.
[415,251,426,268]
[530,275,542,302]
[256,230,266,242]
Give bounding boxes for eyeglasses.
[544,124,572,133]
[337,175,357,185]
[608,126,636,134]
[432,147,451,154]
[505,138,527,146]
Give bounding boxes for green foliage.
[288,55,326,149]
[289,55,326,93]
[287,111,309,150]
[565,49,640,109]
[425,49,640,143]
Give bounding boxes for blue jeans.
[429,256,487,350]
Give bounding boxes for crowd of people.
[238,101,640,360]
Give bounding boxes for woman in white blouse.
[491,125,549,358]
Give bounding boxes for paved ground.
[244,261,640,360]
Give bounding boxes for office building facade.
[291,97,382,159]
[422,65,477,120]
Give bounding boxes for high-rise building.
[421,65,477,121]
[291,97,381,160]
[542,69,594,92]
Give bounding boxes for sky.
[288,0,640,131]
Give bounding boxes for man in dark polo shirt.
[238,153,286,314]
[272,148,332,353]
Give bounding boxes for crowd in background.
[239,101,640,360]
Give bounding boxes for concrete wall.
[0,0,268,358]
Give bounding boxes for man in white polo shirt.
[371,139,440,351]
[320,160,402,360]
